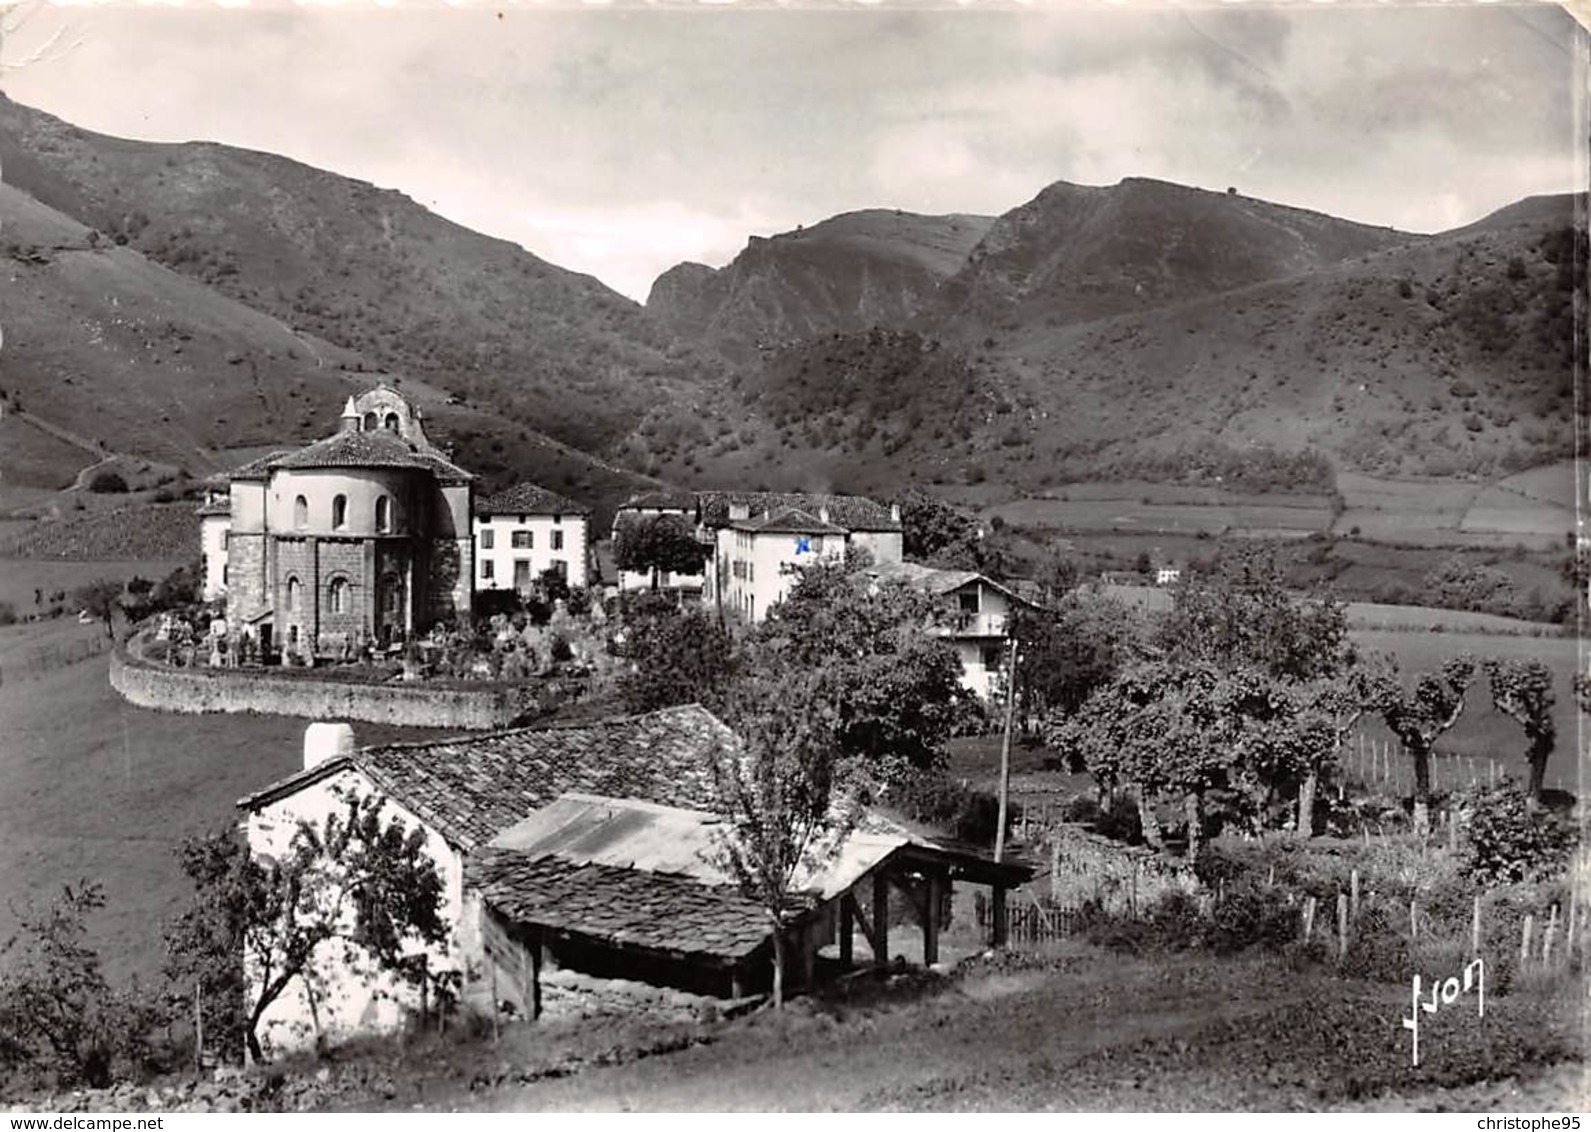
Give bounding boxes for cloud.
[2,6,1581,297]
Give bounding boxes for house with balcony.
[474,483,592,593]
[865,560,1035,699]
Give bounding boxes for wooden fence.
[973,891,1087,946]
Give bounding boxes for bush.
[1459,782,1578,884]
[886,772,1004,844]
[0,600,16,627]
[87,471,129,494]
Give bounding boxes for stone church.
[220,386,474,657]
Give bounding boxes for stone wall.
[1046,823,1201,916]
[111,640,543,730]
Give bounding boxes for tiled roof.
[476,482,591,517]
[226,450,292,481]
[196,498,231,518]
[617,489,697,511]
[697,491,900,532]
[868,560,1033,606]
[730,507,848,536]
[274,430,441,471]
[238,704,733,851]
[467,851,772,963]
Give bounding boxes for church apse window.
[331,494,348,530]
[363,412,378,432]
[383,413,400,432]
[328,577,349,615]
[293,495,308,530]
[285,576,301,612]
[375,495,392,533]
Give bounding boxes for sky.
[2,3,1585,302]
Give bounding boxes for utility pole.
[994,637,1018,862]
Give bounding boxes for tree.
[1157,549,1351,681]
[1484,657,1557,802]
[613,514,708,590]
[897,488,977,561]
[72,578,124,641]
[1299,656,1398,836]
[0,881,154,1087]
[705,654,862,1007]
[1013,593,1143,722]
[1037,548,1080,605]
[1378,656,1476,835]
[167,790,451,1062]
[615,593,737,714]
[162,828,258,1064]
[758,555,968,775]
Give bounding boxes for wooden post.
[1303,896,1317,944]
[531,939,543,1020]
[1350,869,1360,920]
[994,641,1018,863]
[923,873,942,967]
[1472,894,1482,958]
[1050,838,1061,902]
[193,980,203,1078]
[872,874,891,966]
[1520,914,1535,970]
[1545,905,1560,965]
[839,895,854,969]
[1130,863,1140,919]
[1409,897,1418,942]
[991,885,1008,947]
[1567,890,1578,960]
[1267,864,1275,888]
[1337,894,1349,961]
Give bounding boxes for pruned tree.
[897,487,977,561]
[613,513,708,590]
[1013,593,1143,723]
[1378,655,1476,835]
[1484,657,1557,802]
[705,653,862,1007]
[1299,654,1399,836]
[168,790,450,1062]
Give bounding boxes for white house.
[697,491,903,623]
[474,483,592,593]
[197,492,231,601]
[866,561,1035,700]
[235,705,734,1056]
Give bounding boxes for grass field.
[0,619,456,983]
[0,557,185,616]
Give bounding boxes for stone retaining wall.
[110,640,542,730]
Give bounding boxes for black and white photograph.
[0,0,1585,1113]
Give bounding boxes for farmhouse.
[866,560,1038,699]
[236,704,729,1053]
[473,482,592,592]
[210,385,475,658]
[237,706,1026,1052]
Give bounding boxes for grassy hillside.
[0,93,728,460]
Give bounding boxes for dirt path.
[445,951,1300,1111]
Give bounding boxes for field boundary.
[110,635,547,730]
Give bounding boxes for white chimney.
[304,722,355,772]
[818,506,830,524]
[890,502,901,522]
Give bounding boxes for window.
[375,496,391,533]
[512,530,533,549]
[982,644,1003,669]
[221,565,228,585]
[959,591,980,613]
[481,559,495,581]
[363,411,378,432]
[480,528,495,551]
[285,576,301,612]
[383,413,400,432]
[551,530,565,551]
[331,494,348,530]
[549,559,567,579]
[328,577,349,614]
[293,495,308,530]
